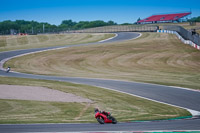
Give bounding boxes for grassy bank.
[5,32,200,90]
[0,76,190,124]
[0,33,114,52]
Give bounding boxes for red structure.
[137,12,191,24]
[18,33,28,36]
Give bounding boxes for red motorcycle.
[95,109,117,124]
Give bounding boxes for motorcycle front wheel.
[96,116,104,124]
[110,116,117,124]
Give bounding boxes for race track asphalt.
[1,118,200,133]
[0,32,200,132]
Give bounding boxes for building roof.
[138,12,191,23]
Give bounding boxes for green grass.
[0,76,190,124]
[0,99,88,124]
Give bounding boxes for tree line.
[0,20,117,35]
[0,16,199,35]
[188,16,200,22]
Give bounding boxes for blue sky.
[0,0,199,25]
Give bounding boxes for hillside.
[5,32,200,90]
[0,33,114,52]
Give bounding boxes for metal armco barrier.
[162,25,200,46]
[157,30,200,50]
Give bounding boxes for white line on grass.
[98,33,118,42]
[92,85,200,117]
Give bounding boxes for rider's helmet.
[94,108,99,113]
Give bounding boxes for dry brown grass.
[0,33,114,52]
[5,32,200,89]
[154,22,200,30]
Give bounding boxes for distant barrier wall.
[157,30,200,50]
[62,25,158,33]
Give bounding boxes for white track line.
[0,46,66,71]
[92,85,200,116]
[98,33,118,42]
[26,130,200,133]
[0,33,120,71]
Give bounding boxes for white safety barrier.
[157,30,200,50]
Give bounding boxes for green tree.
[0,19,118,34]
[188,16,200,22]
[60,20,77,30]
[107,20,117,25]
[137,17,141,22]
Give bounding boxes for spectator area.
[137,12,191,24]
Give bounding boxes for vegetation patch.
[0,37,6,47]
[0,99,88,124]
[0,77,190,123]
[37,35,49,42]
[16,36,28,45]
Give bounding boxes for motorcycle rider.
[102,110,110,117]
[94,108,99,113]
[6,67,10,73]
[94,108,117,124]
[94,108,110,116]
